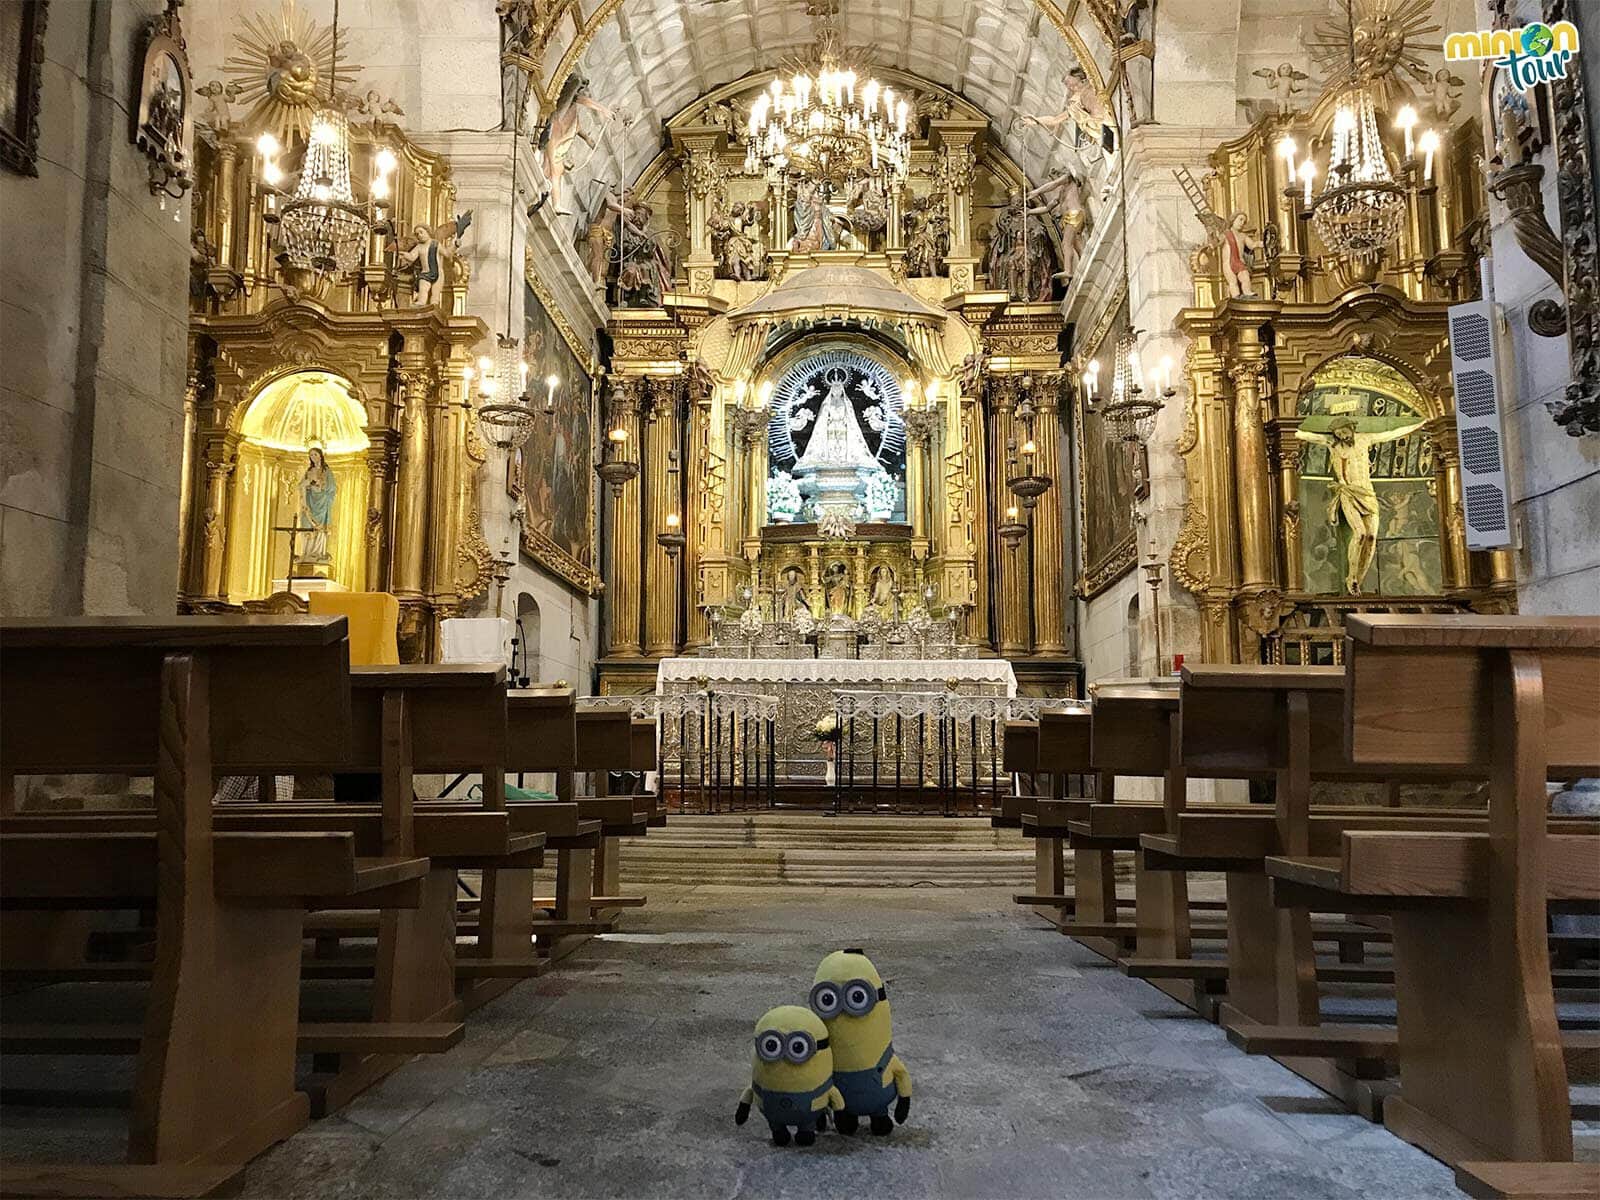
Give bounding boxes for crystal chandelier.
[1305,1,1405,261]
[1309,86,1406,261]
[743,15,911,192]
[262,1,383,275]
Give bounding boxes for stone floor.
[230,884,1461,1200]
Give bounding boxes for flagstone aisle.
[237,885,1459,1200]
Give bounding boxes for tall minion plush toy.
[808,949,912,1135]
[735,1005,844,1146]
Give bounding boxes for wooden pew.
[502,688,611,960]
[573,708,654,919]
[1263,615,1600,1170]
[0,617,429,1198]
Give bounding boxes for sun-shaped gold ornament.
[1309,0,1443,101]
[224,0,358,142]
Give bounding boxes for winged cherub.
[390,212,473,308]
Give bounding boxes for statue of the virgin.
[297,446,336,566]
[792,369,877,474]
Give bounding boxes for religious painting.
[1295,357,1440,597]
[515,269,600,594]
[131,1,193,197]
[1073,294,1137,597]
[0,0,47,176]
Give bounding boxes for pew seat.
[1454,1162,1600,1199]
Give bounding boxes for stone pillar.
[1268,418,1305,593]
[1031,380,1068,654]
[392,367,434,602]
[606,378,644,655]
[1229,357,1276,593]
[644,377,683,655]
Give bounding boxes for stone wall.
[1478,0,1600,616]
[1,0,192,617]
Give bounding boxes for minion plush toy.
[808,949,912,1135]
[735,1005,844,1146]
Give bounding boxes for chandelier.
[257,2,387,275]
[743,16,910,191]
[1304,0,1406,261]
[1309,86,1406,260]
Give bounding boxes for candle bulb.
[1300,159,1316,207]
[1419,129,1439,183]
[1396,105,1418,161]
[1277,135,1297,185]
[544,373,558,414]
[1005,504,1020,521]
[666,512,681,529]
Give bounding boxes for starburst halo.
[1309,0,1443,102]
[224,0,358,143]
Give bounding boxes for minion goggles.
[808,979,888,1019]
[755,1029,830,1064]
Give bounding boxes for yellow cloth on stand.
[308,592,401,665]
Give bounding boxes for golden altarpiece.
[177,119,495,663]
[1172,86,1517,667]
[591,77,1080,697]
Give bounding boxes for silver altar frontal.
[654,656,1018,795]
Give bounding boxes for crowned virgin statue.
[792,369,877,475]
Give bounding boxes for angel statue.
[845,178,889,241]
[1251,63,1311,116]
[389,213,472,308]
[194,80,243,135]
[1027,172,1089,292]
[1018,67,1117,161]
[1187,202,1259,300]
[532,74,617,217]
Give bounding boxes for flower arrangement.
[767,471,803,523]
[814,714,842,743]
[862,468,899,521]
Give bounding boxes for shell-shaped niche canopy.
[239,371,370,455]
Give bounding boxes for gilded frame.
[516,261,602,595]
[0,0,47,177]
[1073,285,1138,598]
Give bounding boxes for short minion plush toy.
[735,1005,844,1146]
[809,949,912,1135]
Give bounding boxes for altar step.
[619,814,1032,887]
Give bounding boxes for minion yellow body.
[735,1005,844,1146]
[809,949,912,1136]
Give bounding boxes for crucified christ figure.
[1295,416,1424,594]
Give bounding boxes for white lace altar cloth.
[655,657,1016,695]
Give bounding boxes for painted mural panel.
[1074,298,1137,596]
[515,275,598,592]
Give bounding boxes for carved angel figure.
[389,212,472,308]
[1251,63,1311,115]
[902,192,949,278]
[1185,195,1259,299]
[1018,67,1116,160]
[533,74,617,217]
[709,198,766,281]
[195,80,243,134]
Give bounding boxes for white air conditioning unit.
[1446,300,1513,550]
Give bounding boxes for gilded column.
[177,375,198,598]
[606,378,644,656]
[1030,378,1067,654]
[198,433,236,603]
[930,120,983,294]
[364,430,398,591]
[993,379,1029,655]
[1229,359,1276,592]
[1425,416,1473,597]
[1268,418,1304,593]
[961,393,990,647]
[673,127,727,296]
[644,377,683,655]
[391,367,434,602]
[214,139,239,272]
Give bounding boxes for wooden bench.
[1263,615,1600,1169]
[0,617,429,1198]
[572,708,655,918]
